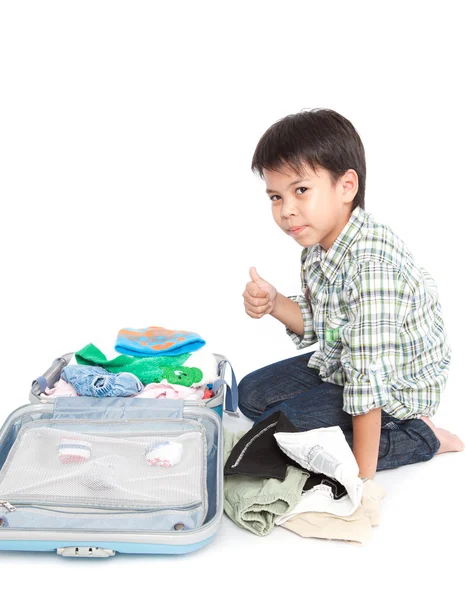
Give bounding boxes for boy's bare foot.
[421,416,465,454]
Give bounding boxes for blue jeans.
[238,353,440,471]
[62,366,143,397]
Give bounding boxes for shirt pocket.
[322,311,348,374]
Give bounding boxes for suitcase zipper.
[0,501,202,514]
[0,501,16,512]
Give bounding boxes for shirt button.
[369,363,378,372]
[361,227,367,236]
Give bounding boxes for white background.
[0,1,474,598]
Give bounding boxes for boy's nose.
[281,198,297,218]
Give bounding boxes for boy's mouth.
[288,226,307,236]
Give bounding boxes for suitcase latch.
[57,546,116,558]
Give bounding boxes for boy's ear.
[340,169,359,204]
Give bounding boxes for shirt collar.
[302,206,368,283]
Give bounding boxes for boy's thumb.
[249,266,264,286]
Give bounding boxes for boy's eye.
[268,187,307,201]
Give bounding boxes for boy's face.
[263,163,356,250]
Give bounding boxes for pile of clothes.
[42,326,218,401]
[224,411,385,546]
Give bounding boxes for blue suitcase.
[0,352,238,558]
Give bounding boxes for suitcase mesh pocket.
[0,423,207,512]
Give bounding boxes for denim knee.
[238,373,263,420]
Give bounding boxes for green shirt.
[286,206,451,419]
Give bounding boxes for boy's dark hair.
[251,108,366,210]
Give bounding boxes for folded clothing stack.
[223,411,385,545]
[41,326,218,400]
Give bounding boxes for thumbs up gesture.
[243,267,278,319]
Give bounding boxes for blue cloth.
[62,365,143,397]
[238,352,441,471]
[115,326,206,357]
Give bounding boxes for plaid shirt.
[287,206,451,419]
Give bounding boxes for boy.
[240,108,463,479]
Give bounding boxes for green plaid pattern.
[287,206,451,419]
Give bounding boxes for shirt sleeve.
[341,262,413,416]
[286,275,318,349]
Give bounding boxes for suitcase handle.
[32,353,74,395]
[213,360,239,417]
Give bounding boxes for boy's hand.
[243,267,278,319]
